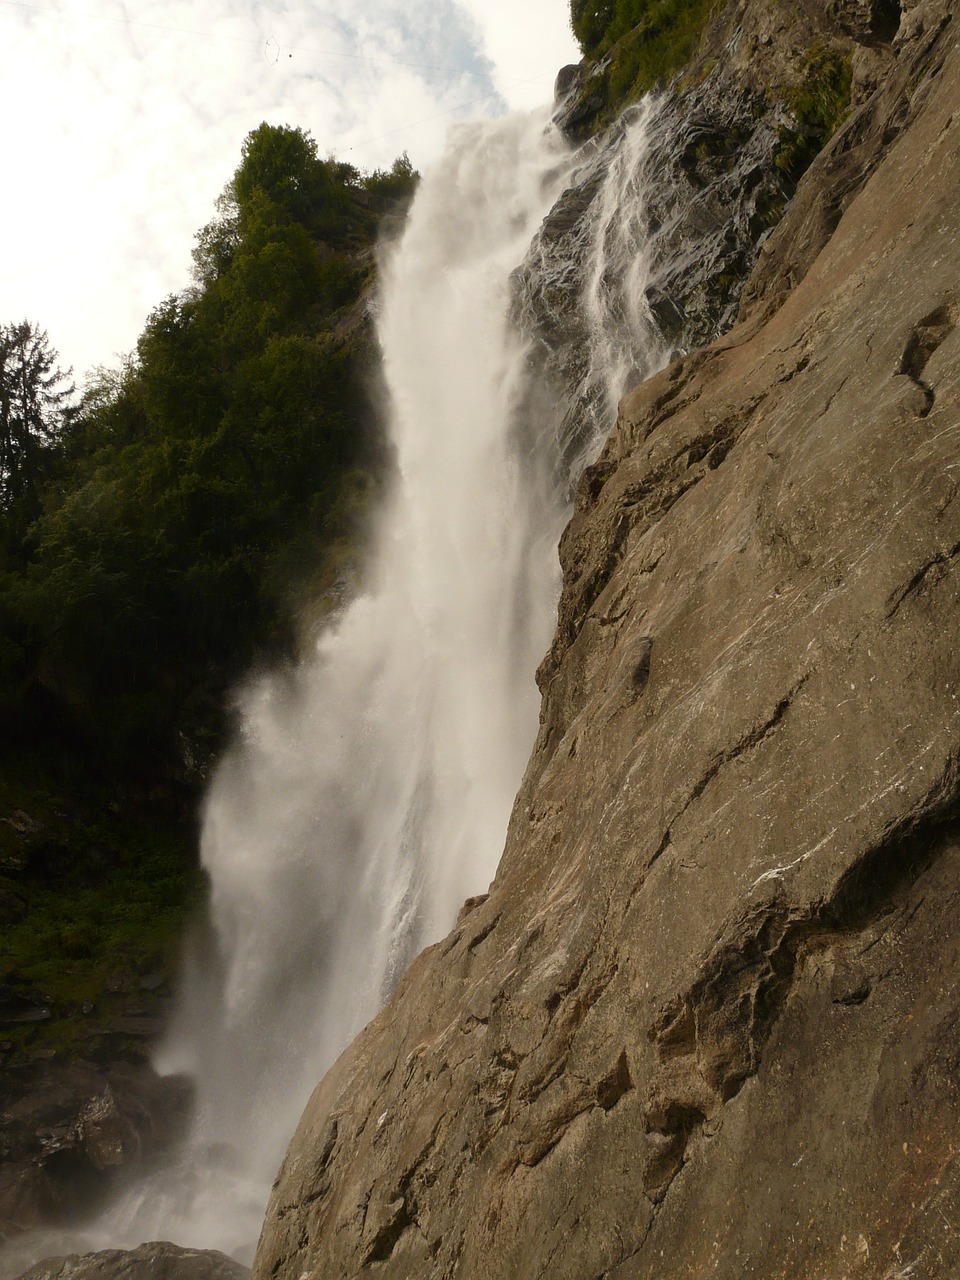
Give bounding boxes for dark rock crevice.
[360,1122,443,1266]
[642,679,806,880]
[896,299,957,417]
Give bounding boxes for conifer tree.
[0,321,75,524]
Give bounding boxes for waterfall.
[104,105,585,1260]
[515,98,669,481]
[2,99,680,1275]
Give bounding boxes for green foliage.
[610,1,716,104]
[0,321,76,551]
[361,152,419,206]
[571,0,713,65]
[0,122,412,781]
[571,0,617,54]
[0,763,202,1063]
[775,45,853,181]
[568,0,717,120]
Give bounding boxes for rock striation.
[254,1,960,1277]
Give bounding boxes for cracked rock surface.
[253,3,960,1278]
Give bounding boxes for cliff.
[253,1,960,1277]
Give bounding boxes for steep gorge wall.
[254,2,960,1277]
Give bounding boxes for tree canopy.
[0,124,418,784]
[0,321,75,539]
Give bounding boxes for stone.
[0,1062,191,1237]
[518,0,878,476]
[252,1,960,1277]
[12,1241,248,1280]
[0,991,50,1026]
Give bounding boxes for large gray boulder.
[0,1063,190,1238]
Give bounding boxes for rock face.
[13,1241,248,1280]
[254,2,960,1278]
[0,1062,191,1239]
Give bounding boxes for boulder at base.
[13,1241,249,1280]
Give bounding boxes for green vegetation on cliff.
[570,0,717,114]
[566,0,853,193]
[775,44,853,179]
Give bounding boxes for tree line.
[0,125,417,793]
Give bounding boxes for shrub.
[775,45,853,180]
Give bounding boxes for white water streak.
[115,108,577,1258]
[580,99,666,432]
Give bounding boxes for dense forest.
[0,124,416,1061]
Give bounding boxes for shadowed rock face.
[0,1063,191,1242]
[253,1,960,1278]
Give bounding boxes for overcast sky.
[1,0,579,380]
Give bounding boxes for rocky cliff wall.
[253,1,960,1277]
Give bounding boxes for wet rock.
[13,1241,248,1280]
[553,63,584,103]
[828,0,904,42]
[0,813,39,839]
[0,991,50,1027]
[0,1062,191,1236]
[517,0,863,479]
[103,977,134,996]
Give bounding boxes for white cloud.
[0,0,578,379]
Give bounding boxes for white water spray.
[518,97,668,478]
[104,108,578,1258]
[580,99,667,432]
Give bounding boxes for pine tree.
[0,321,75,524]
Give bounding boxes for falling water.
[515,97,669,480]
[110,106,581,1259]
[0,100,679,1277]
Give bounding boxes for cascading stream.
[515,96,670,480]
[0,98,676,1277]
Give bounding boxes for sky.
[1,0,579,381]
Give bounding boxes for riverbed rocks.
[252,1,960,1277]
[13,1241,248,1280]
[0,1062,190,1238]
